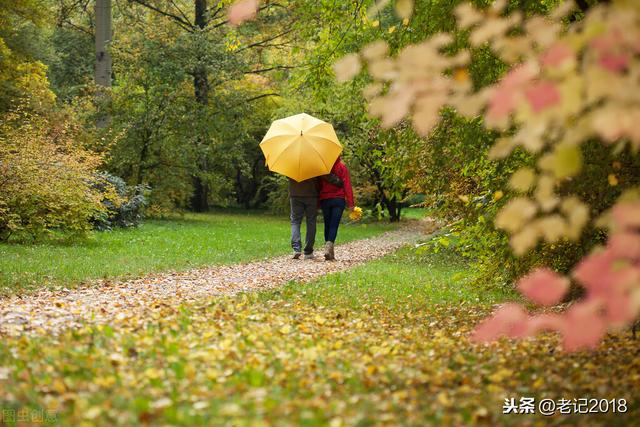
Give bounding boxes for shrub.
[92,172,149,231]
[0,109,107,241]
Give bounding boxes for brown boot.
[324,241,335,261]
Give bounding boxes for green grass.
[400,207,429,219]
[0,211,396,295]
[266,246,517,310]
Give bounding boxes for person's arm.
[341,164,355,208]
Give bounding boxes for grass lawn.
[266,246,514,311]
[0,211,396,295]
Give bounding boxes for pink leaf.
[540,42,573,68]
[502,62,537,88]
[486,63,538,121]
[508,313,564,339]
[525,81,560,113]
[471,303,527,342]
[487,88,517,121]
[609,232,640,261]
[611,202,640,230]
[603,291,637,325]
[590,30,624,54]
[561,302,606,352]
[526,313,564,334]
[599,52,630,73]
[573,249,638,295]
[517,268,569,306]
[229,0,259,26]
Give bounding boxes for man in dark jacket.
[289,177,319,259]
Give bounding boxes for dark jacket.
[289,177,319,198]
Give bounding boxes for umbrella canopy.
[260,113,342,182]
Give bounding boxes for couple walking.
[289,156,354,261]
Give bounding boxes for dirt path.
[0,226,426,336]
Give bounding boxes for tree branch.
[211,93,281,115]
[168,0,192,26]
[243,65,297,74]
[128,0,194,31]
[235,27,294,53]
[242,92,281,103]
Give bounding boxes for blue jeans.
[320,198,345,243]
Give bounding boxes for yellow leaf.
[279,324,292,334]
[510,226,540,256]
[362,41,388,61]
[395,0,414,19]
[436,392,452,406]
[488,137,516,159]
[488,368,512,383]
[535,215,567,243]
[509,167,536,192]
[495,197,537,232]
[206,368,220,381]
[333,54,361,83]
[219,403,242,417]
[535,174,559,212]
[560,196,589,240]
[553,143,582,179]
[144,368,161,380]
[52,378,66,394]
[608,174,619,186]
[363,83,382,100]
[84,407,102,420]
[94,376,116,388]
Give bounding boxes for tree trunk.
[386,197,401,222]
[190,0,210,211]
[191,175,209,212]
[94,0,112,128]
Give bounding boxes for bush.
[0,109,108,241]
[92,172,149,231]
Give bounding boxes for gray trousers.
[290,197,318,254]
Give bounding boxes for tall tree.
[123,0,292,211]
[94,0,111,127]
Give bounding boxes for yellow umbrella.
[260,113,342,182]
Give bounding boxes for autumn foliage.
[333,0,640,351]
[0,109,111,241]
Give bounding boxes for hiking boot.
[293,252,302,259]
[304,252,315,260]
[324,241,335,261]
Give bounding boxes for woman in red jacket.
[319,156,354,260]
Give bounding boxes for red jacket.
[319,159,354,208]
